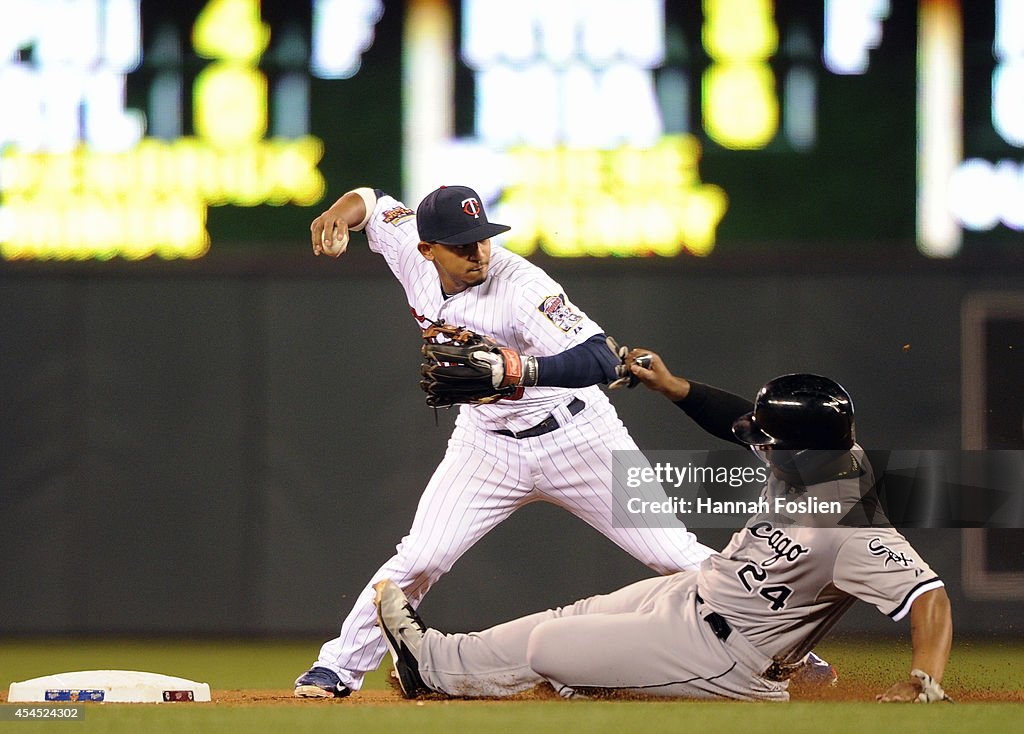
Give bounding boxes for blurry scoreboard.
[0,0,1021,261]
[0,0,389,260]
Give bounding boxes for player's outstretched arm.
[626,349,752,445]
[626,349,691,401]
[310,187,376,257]
[877,587,953,702]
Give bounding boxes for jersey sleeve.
[832,528,944,621]
[362,192,421,273]
[512,268,603,356]
[674,381,754,446]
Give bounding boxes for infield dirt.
[10,681,1013,706]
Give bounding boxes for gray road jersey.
[695,447,943,666]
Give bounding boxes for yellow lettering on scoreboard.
[194,66,269,148]
[499,136,728,258]
[0,0,326,261]
[192,0,270,63]
[0,138,324,261]
[192,0,270,147]
[702,0,779,149]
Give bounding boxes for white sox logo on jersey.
[748,521,811,567]
[868,537,915,567]
[462,198,481,218]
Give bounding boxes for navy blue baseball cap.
[416,185,511,245]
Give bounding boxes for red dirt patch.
[3,684,1020,705]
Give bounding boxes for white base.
[8,670,211,703]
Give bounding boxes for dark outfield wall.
[1,257,1022,637]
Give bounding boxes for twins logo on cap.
[462,198,482,219]
[416,185,511,246]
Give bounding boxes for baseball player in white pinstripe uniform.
[372,355,953,703]
[294,185,716,697]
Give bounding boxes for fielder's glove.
[419,323,538,407]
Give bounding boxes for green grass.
[1,638,1021,734]
[2,702,1018,734]
[0,639,331,691]
[811,637,1024,694]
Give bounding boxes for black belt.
[698,592,797,681]
[493,398,585,440]
[695,592,732,641]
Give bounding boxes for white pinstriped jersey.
[311,189,716,691]
[364,192,606,433]
[697,448,943,662]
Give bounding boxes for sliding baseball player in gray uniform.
[374,353,953,702]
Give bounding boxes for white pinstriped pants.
[313,393,715,690]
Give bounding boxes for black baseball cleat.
[293,666,352,698]
[373,580,432,698]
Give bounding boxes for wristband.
[520,355,539,387]
[348,187,377,232]
[498,348,523,388]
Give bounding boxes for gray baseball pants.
[417,572,789,701]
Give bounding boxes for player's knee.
[392,541,457,581]
[525,621,561,679]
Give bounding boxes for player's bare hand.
[876,680,923,703]
[310,207,350,258]
[627,349,690,402]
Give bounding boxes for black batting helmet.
[732,373,855,450]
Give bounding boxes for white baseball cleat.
[372,580,431,698]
